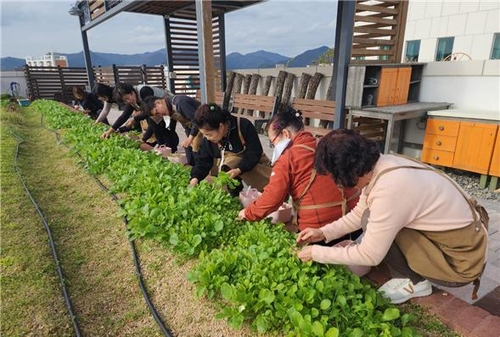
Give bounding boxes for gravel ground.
[444,168,500,202]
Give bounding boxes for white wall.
[0,70,28,97]
[404,0,500,62]
[420,60,500,111]
[401,59,500,156]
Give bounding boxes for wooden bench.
[291,98,386,141]
[230,93,280,133]
[291,98,336,137]
[195,90,227,110]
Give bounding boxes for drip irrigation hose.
[90,176,173,337]
[41,117,173,337]
[10,129,82,337]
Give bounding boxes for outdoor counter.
[347,102,453,154]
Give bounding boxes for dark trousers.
[316,228,363,247]
[183,129,196,166]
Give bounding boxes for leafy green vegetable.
[31,99,419,337]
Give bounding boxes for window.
[405,40,421,62]
[491,33,500,60]
[436,37,454,61]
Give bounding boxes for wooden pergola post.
[163,16,175,93]
[78,14,95,89]
[332,0,356,129]
[196,0,215,104]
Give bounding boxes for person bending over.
[238,108,361,242]
[92,83,115,125]
[296,129,488,304]
[189,103,272,196]
[72,86,106,123]
[140,95,200,165]
[100,83,166,139]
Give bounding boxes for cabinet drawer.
[426,119,460,137]
[423,134,457,152]
[421,148,454,167]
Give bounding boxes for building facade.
[403,1,500,62]
[25,52,68,67]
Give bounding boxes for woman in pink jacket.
[296,129,488,304]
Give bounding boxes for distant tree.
[313,48,334,65]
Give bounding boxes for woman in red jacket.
[238,108,361,243]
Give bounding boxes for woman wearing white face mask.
[238,108,362,241]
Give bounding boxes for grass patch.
[1,106,159,336]
[1,105,73,335]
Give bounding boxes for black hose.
[91,176,173,337]
[10,129,82,337]
[42,121,173,337]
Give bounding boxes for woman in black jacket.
[141,95,200,165]
[100,83,166,139]
[189,103,272,194]
[72,86,106,122]
[141,116,179,153]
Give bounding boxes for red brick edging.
[365,265,500,337]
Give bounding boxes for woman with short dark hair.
[72,86,105,122]
[189,103,272,196]
[91,83,115,124]
[297,129,488,304]
[99,83,166,139]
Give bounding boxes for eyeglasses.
[268,130,281,148]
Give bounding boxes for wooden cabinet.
[421,117,498,175]
[489,134,500,177]
[346,63,423,108]
[453,122,497,174]
[377,67,411,106]
[421,119,460,167]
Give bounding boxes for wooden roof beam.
[353,32,397,39]
[352,43,395,49]
[352,49,395,56]
[354,26,396,35]
[356,0,396,4]
[353,37,395,45]
[355,15,397,25]
[356,4,398,14]
[355,22,397,29]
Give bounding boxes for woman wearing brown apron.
[296,129,488,304]
[140,95,201,165]
[189,103,272,196]
[237,107,361,240]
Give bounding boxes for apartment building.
[25,52,68,67]
[403,1,499,62]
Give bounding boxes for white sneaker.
[378,278,432,304]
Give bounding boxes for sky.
[0,0,337,60]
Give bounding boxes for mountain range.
[1,46,332,71]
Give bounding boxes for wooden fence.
[24,64,167,104]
